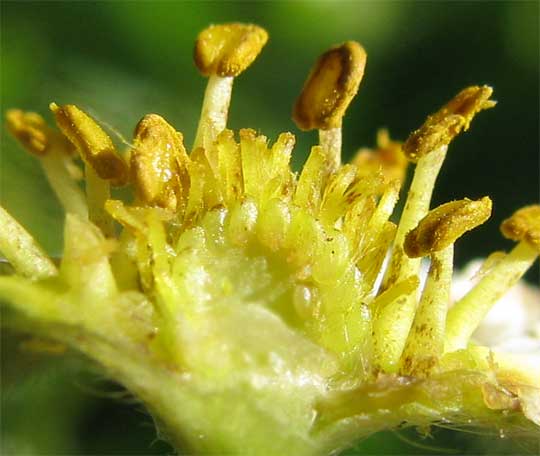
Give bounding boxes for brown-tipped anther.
[131,114,190,211]
[438,85,496,129]
[404,197,492,258]
[403,115,464,162]
[6,109,73,157]
[50,103,128,186]
[500,205,540,252]
[293,41,367,131]
[6,110,48,155]
[353,129,408,184]
[194,23,268,77]
[403,86,495,163]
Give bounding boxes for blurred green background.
[1,1,538,455]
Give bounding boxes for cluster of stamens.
[2,22,539,438]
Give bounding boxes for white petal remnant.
[452,259,540,354]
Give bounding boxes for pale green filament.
[401,245,453,376]
[41,149,88,218]
[193,75,234,151]
[382,145,448,291]
[318,126,342,173]
[445,241,539,352]
[85,164,114,237]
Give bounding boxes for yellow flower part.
[1,22,539,456]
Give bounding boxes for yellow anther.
[293,41,367,131]
[6,109,48,155]
[403,115,464,163]
[375,129,408,179]
[131,114,190,211]
[353,129,407,184]
[500,205,540,252]
[437,85,496,129]
[6,109,71,156]
[50,103,128,186]
[403,86,495,162]
[194,23,268,77]
[404,197,492,258]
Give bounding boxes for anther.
[293,41,367,172]
[500,205,540,251]
[6,109,58,156]
[404,197,492,258]
[403,85,495,162]
[131,114,190,212]
[50,103,128,186]
[353,129,408,185]
[445,205,540,352]
[193,23,268,151]
[194,23,268,78]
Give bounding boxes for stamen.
[400,197,492,376]
[6,110,88,217]
[0,206,57,280]
[293,41,366,172]
[445,205,540,352]
[50,103,128,235]
[382,86,495,291]
[131,114,190,212]
[193,23,268,151]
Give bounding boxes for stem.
[445,241,538,352]
[319,126,341,173]
[381,145,447,291]
[40,149,88,218]
[0,206,57,280]
[401,245,453,375]
[85,164,114,237]
[193,75,234,151]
